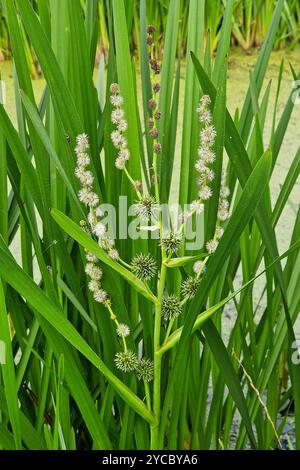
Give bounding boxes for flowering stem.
[117,257,133,270]
[107,304,127,352]
[151,261,167,449]
[123,166,142,199]
[163,317,174,345]
[179,197,203,234]
[144,380,151,411]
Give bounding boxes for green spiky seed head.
[135,358,154,382]
[114,351,138,372]
[131,253,157,281]
[181,276,200,299]
[161,294,182,321]
[160,233,182,254]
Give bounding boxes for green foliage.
[0,0,299,451]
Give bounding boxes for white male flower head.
[118,119,128,133]
[178,211,189,223]
[218,207,229,221]
[200,125,216,147]
[198,186,212,201]
[199,95,211,106]
[75,168,94,187]
[220,186,230,198]
[93,289,108,304]
[215,226,224,239]
[85,251,98,263]
[95,206,104,218]
[111,108,124,124]
[78,188,99,207]
[198,147,216,163]
[76,153,90,167]
[199,108,212,124]
[206,169,215,182]
[115,156,126,170]
[118,148,130,161]
[87,210,96,227]
[85,263,102,280]
[116,323,130,338]
[88,279,99,292]
[109,249,119,261]
[76,133,89,152]
[110,95,124,107]
[189,200,204,214]
[111,130,123,148]
[206,239,218,254]
[195,158,208,173]
[193,260,206,274]
[93,222,106,238]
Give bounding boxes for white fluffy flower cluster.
[195,95,216,202]
[75,134,98,208]
[84,252,109,305]
[110,83,130,170]
[75,133,119,306]
[205,168,230,254]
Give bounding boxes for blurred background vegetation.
[0,0,299,76]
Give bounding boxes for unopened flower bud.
[147,25,156,35]
[150,128,158,139]
[148,99,157,110]
[154,142,161,154]
[147,36,154,46]
[154,110,161,120]
[110,83,120,94]
[148,118,155,129]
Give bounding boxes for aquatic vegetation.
[0,0,299,453]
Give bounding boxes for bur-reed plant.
[0,0,299,451]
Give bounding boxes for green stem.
[151,261,167,449]
[124,166,142,199]
[144,380,151,411]
[164,317,175,344]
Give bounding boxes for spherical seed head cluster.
[162,294,182,321]
[181,276,200,299]
[114,351,139,372]
[195,95,216,206]
[136,358,154,382]
[116,323,130,338]
[131,253,157,281]
[133,195,158,221]
[109,83,130,171]
[160,232,182,254]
